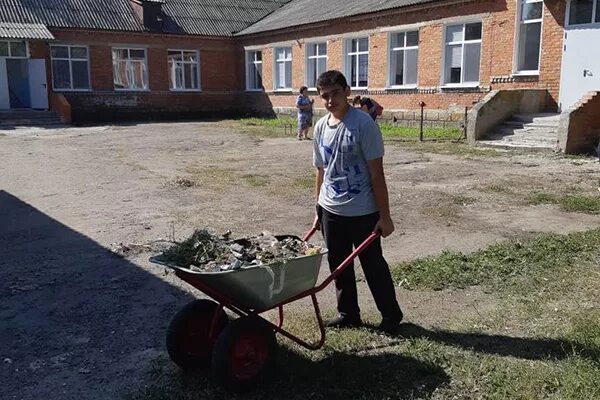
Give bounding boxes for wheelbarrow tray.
[150,249,326,311]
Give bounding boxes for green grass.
[292,174,314,190]
[391,228,600,291]
[392,140,504,158]
[227,117,298,138]
[127,229,600,400]
[237,116,297,128]
[528,192,600,214]
[241,174,270,187]
[380,123,462,140]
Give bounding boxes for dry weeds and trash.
[159,229,321,272]
[167,176,196,188]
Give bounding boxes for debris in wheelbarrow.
[160,229,321,272]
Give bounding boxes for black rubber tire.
[166,299,229,370]
[211,317,277,392]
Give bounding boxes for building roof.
[0,0,446,38]
[0,0,146,32]
[238,0,443,35]
[0,0,292,37]
[0,22,54,39]
[160,0,292,36]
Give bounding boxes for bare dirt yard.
[1,121,599,399]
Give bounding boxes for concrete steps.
[477,113,560,152]
[0,110,65,129]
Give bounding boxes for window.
[112,48,148,90]
[345,37,369,88]
[389,31,419,87]
[306,42,327,88]
[168,50,199,91]
[0,40,27,58]
[568,0,600,25]
[50,45,90,90]
[246,50,263,90]
[443,22,482,85]
[516,0,543,73]
[274,47,292,90]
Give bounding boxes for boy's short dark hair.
[299,85,308,93]
[316,70,349,93]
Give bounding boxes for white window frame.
[441,21,483,87]
[387,30,419,88]
[566,0,600,27]
[305,42,328,89]
[0,40,29,58]
[514,0,544,75]
[246,50,263,91]
[344,37,369,89]
[112,47,149,91]
[50,44,91,91]
[273,46,292,91]
[168,49,200,92]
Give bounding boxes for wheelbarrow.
[149,228,380,391]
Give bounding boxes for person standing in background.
[296,86,314,140]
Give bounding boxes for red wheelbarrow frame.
[172,228,380,351]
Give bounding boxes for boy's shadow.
[366,322,599,361]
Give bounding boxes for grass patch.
[482,183,516,195]
[226,117,298,138]
[241,174,270,187]
[392,141,504,158]
[392,228,600,291]
[380,123,462,140]
[127,229,600,400]
[238,116,297,128]
[528,192,600,214]
[292,174,314,190]
[127,311,600,400]
[450,194,476,206]
[183,165,236,191]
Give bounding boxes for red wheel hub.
[230,332,269,380]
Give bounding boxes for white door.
[28,59,48,110]
[0,58,9,110]
[559,5,600,110]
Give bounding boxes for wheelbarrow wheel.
[211,317,277,391]
[166,299,229,370]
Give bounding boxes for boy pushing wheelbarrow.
[150,70,402,391]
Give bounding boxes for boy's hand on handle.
[312,214,320,231]
[375,215,394,238]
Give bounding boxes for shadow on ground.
[377,322,600,361]
[0,190,195,400]
[128,345,450,400]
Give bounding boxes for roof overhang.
[0,22,55,40]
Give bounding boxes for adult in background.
[311,70,403,334]
[296,86,314,140]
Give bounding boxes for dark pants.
[317,206,402,321]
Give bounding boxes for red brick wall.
[42,29,247,120]
[561,91,600,154]
[239,0,567,113]
[27,0,566,121]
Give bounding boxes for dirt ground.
[1,122,599,399]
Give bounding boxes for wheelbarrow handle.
[303,226,319,242]
[308,230,381,291]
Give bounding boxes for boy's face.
[318,84,350,114]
